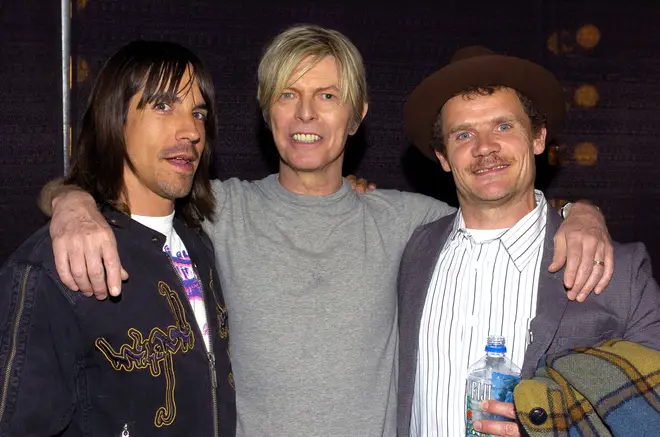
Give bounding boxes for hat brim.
[404,54,566,161]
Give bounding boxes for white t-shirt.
[132,212,210,351]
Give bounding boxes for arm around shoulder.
[403,191,457,231]
[0,261,78,435]
[38,177,89,217]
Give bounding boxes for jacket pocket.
[550,330,614,353]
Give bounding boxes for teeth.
[292,133,321,143]
[475,165,506,174]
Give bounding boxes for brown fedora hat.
[404,46,566,161]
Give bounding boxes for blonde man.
[42,25,611,437]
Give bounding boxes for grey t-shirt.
[203,174,455,437]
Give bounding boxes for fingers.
[68,238,95,296]
[52,236,78,291]
[475,401,520,436]
[564,232,591,294]
[481,400,516,419]
[49,191,122,298]
[566,230,598,299]
[473,419,521,436]
[85,235,110,299]
[356,178,368,193]
[345,175,373,194]
[548,232,567,274]
[574,241,605,302]
[594,239,614,294]
[101,240,128,297]
[555,202,613,300]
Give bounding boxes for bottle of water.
[465,336,521,436]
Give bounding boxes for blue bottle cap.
[485,335,507,353]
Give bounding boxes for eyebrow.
[492,115,518,125]
[154,94,208,111]
[447,115,519,136]
[286,85,341,94]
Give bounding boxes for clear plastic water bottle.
[465,336,521,436]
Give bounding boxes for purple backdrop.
[3,0,660,278]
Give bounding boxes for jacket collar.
[447,190,548,271]
[100,206,204,257]
[415,205,569,379]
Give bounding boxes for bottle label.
[491,372,519,403]
[465,373,520,436]
[465,380,489,436]
[465,394,478,436]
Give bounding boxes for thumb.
[548,233,566,272]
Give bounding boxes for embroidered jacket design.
[209,269,234,389]
[209,271,229,340]
[95,281,195,427]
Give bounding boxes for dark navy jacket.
[0,209,236,436]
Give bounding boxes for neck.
[460,189,536,229]
[278,164,344,196]
[124,195,175,217]
[121,182,175,217]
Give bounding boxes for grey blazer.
[396,207,660,437]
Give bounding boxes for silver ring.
[593,260,604,266]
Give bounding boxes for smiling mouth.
[165,157,196,173]
[473,164,509,175]
[292,133,322,143]
[167,157,193,164]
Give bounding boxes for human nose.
[175,113,202,144]
[295,95,317,122]
[473,130,500,156]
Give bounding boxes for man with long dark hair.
[0,41,235,436]
[39,26,613,437]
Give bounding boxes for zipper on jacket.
[207,350,219,437]
[165,255,219,437]
[194,262,219,437]
[0,265,31,422]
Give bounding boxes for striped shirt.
[410,190,548,437]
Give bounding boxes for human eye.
[455,132,471,141]
[280,91,295,100]
[153,102,172,112]
[193,111,208,121]
[497,123,512,132]
[320,92,336,100]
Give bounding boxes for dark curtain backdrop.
[0,0,63,264]
[3,0,660,278]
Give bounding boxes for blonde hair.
[257,24,368,131]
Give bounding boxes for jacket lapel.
[398,214,456,437]
[407,218,456,353]
[521,207,569,378]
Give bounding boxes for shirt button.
[152,236,159,243]
[529,407,548,425]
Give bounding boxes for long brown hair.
[65,40,217,227]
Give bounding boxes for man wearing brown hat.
[39,30,613,436]
[397,46,660,437]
